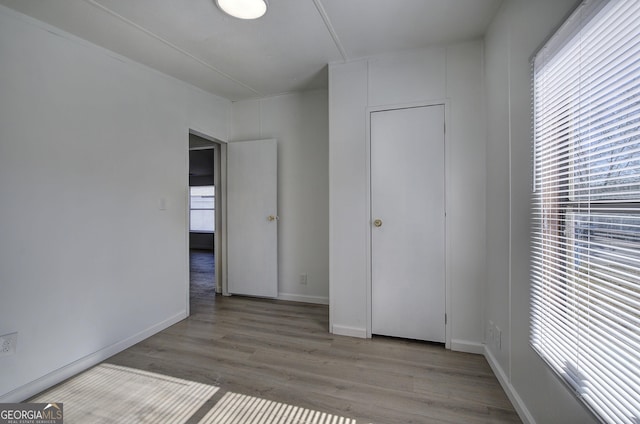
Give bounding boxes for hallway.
[189,249,216,309]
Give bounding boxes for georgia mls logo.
[43,404,62,418]
[0,403,63,424]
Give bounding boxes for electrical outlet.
[299,273,308,285]
[496,326,502,350]
[0,332,17,357]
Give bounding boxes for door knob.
[267,215,279,222]
[373,218,383,227]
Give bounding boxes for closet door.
[371,105,445,342]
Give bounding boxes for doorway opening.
[189,132,223,313]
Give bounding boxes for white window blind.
[531,0,640,423]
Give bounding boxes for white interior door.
[371,105,445,342]
[227,139,278,298]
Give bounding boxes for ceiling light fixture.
[216,0,268,20]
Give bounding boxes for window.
[190,186,215,232]
[531,0,640,422]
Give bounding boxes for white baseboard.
[277,293,329,305]
[451,339,484,354]
[331,324,367,338]
[484,345,536,424]
[0,311,187,403]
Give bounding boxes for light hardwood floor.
[106,251,521,424]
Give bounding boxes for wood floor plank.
[102,251,522,423]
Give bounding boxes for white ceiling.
[0,0,503,101]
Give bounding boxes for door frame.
[187,129,228,317]
[365,100,451,349]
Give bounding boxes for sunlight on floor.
[31,364,362,424]
[31,364,218,423]
[199,391,356,424]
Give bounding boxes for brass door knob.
[267,215,279,222]
[373,219,383,227]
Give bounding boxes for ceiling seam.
[84,0,263,96]
[311,0,349,62]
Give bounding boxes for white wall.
[484,1,599,423]
[230,90,329,304]
[328,41,487,349]
[0,5,230,401]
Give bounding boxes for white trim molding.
[331,324,367,339]
[450,339,484,354]
[0,312,186,403]
[278,293,329,305]
[484,345,536,424]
